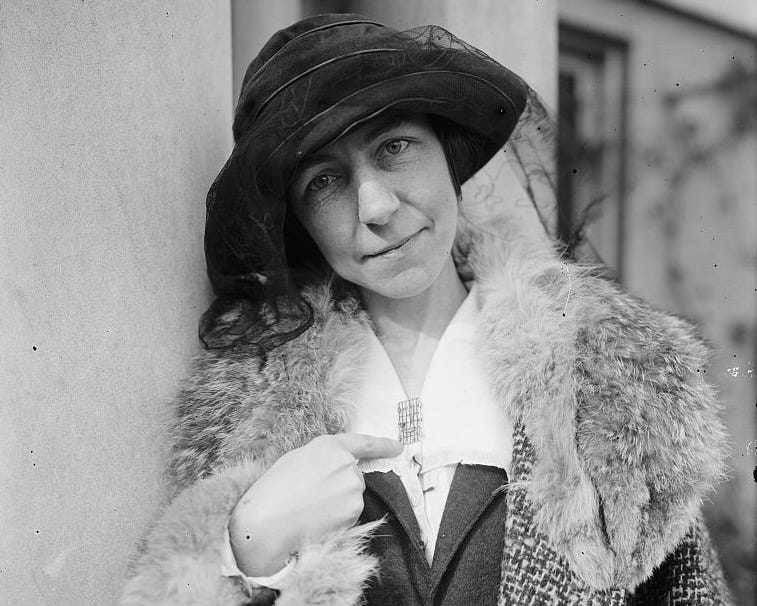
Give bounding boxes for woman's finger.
[335,433,403,460]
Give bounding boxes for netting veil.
[200,17,556,352]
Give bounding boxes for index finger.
[334,433,404,460]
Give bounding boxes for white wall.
[232,0,302,102]
[0,2,232,604]
[658,0,757,36]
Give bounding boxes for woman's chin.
[356,263,454,302]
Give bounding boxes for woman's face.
[288,113,460,300]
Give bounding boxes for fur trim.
[276,521,382,606]
[121,458,270,605]
[121,457,380,605]
[125,285,381,604]
[168,282,374,490]
[468,216,728,590]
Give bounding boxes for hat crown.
[234,14,392,140]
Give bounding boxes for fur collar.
[464,218,726,589]
[171,215,726,592]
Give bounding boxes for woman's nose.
[356,178,400,225]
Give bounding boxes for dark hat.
[204,13,529,304]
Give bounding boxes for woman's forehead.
[306,110,432,159]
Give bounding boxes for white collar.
[349,286,513,477]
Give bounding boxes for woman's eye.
[382,139,409,156]
[307,174,336,192]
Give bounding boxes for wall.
[657,0,757,36]
[231,0,302,102]
[0,2,231,604]
[560,1,757,603]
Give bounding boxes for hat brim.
[257,69,525,187]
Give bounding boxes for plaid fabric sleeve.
[629,519,733,606]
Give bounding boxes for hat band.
[244,19,386,88]
[253,48,402,123]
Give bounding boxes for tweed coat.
[120,214,731,605]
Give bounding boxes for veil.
[199,23,563,354]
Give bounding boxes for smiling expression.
[288,113,460,300]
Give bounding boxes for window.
[558,24,628,278]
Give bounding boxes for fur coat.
[120,216,731,605]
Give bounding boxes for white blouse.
[351,285,513,562]
[222,286,514,584]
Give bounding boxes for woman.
[120,14,730,605]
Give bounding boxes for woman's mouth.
[366,231,421,259]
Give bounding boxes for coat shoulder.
[472,227,728,590]
[167,282,372,491]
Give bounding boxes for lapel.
[364,471,428,567]
[430,465,507,587]
[364,466,509,589]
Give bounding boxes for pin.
[398,397,423,444]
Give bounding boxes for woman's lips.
[365,230,421,259]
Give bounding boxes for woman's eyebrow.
[295,150,339,174]
[361,116,413,145]
[296,117,414,174]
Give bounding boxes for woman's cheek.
[310,215,353,266]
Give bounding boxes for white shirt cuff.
[220,523,295,589]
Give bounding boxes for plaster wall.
[0,2,232,604]
[658,0,757,36]
[231,0,302,103]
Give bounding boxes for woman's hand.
[228,433,403,577]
